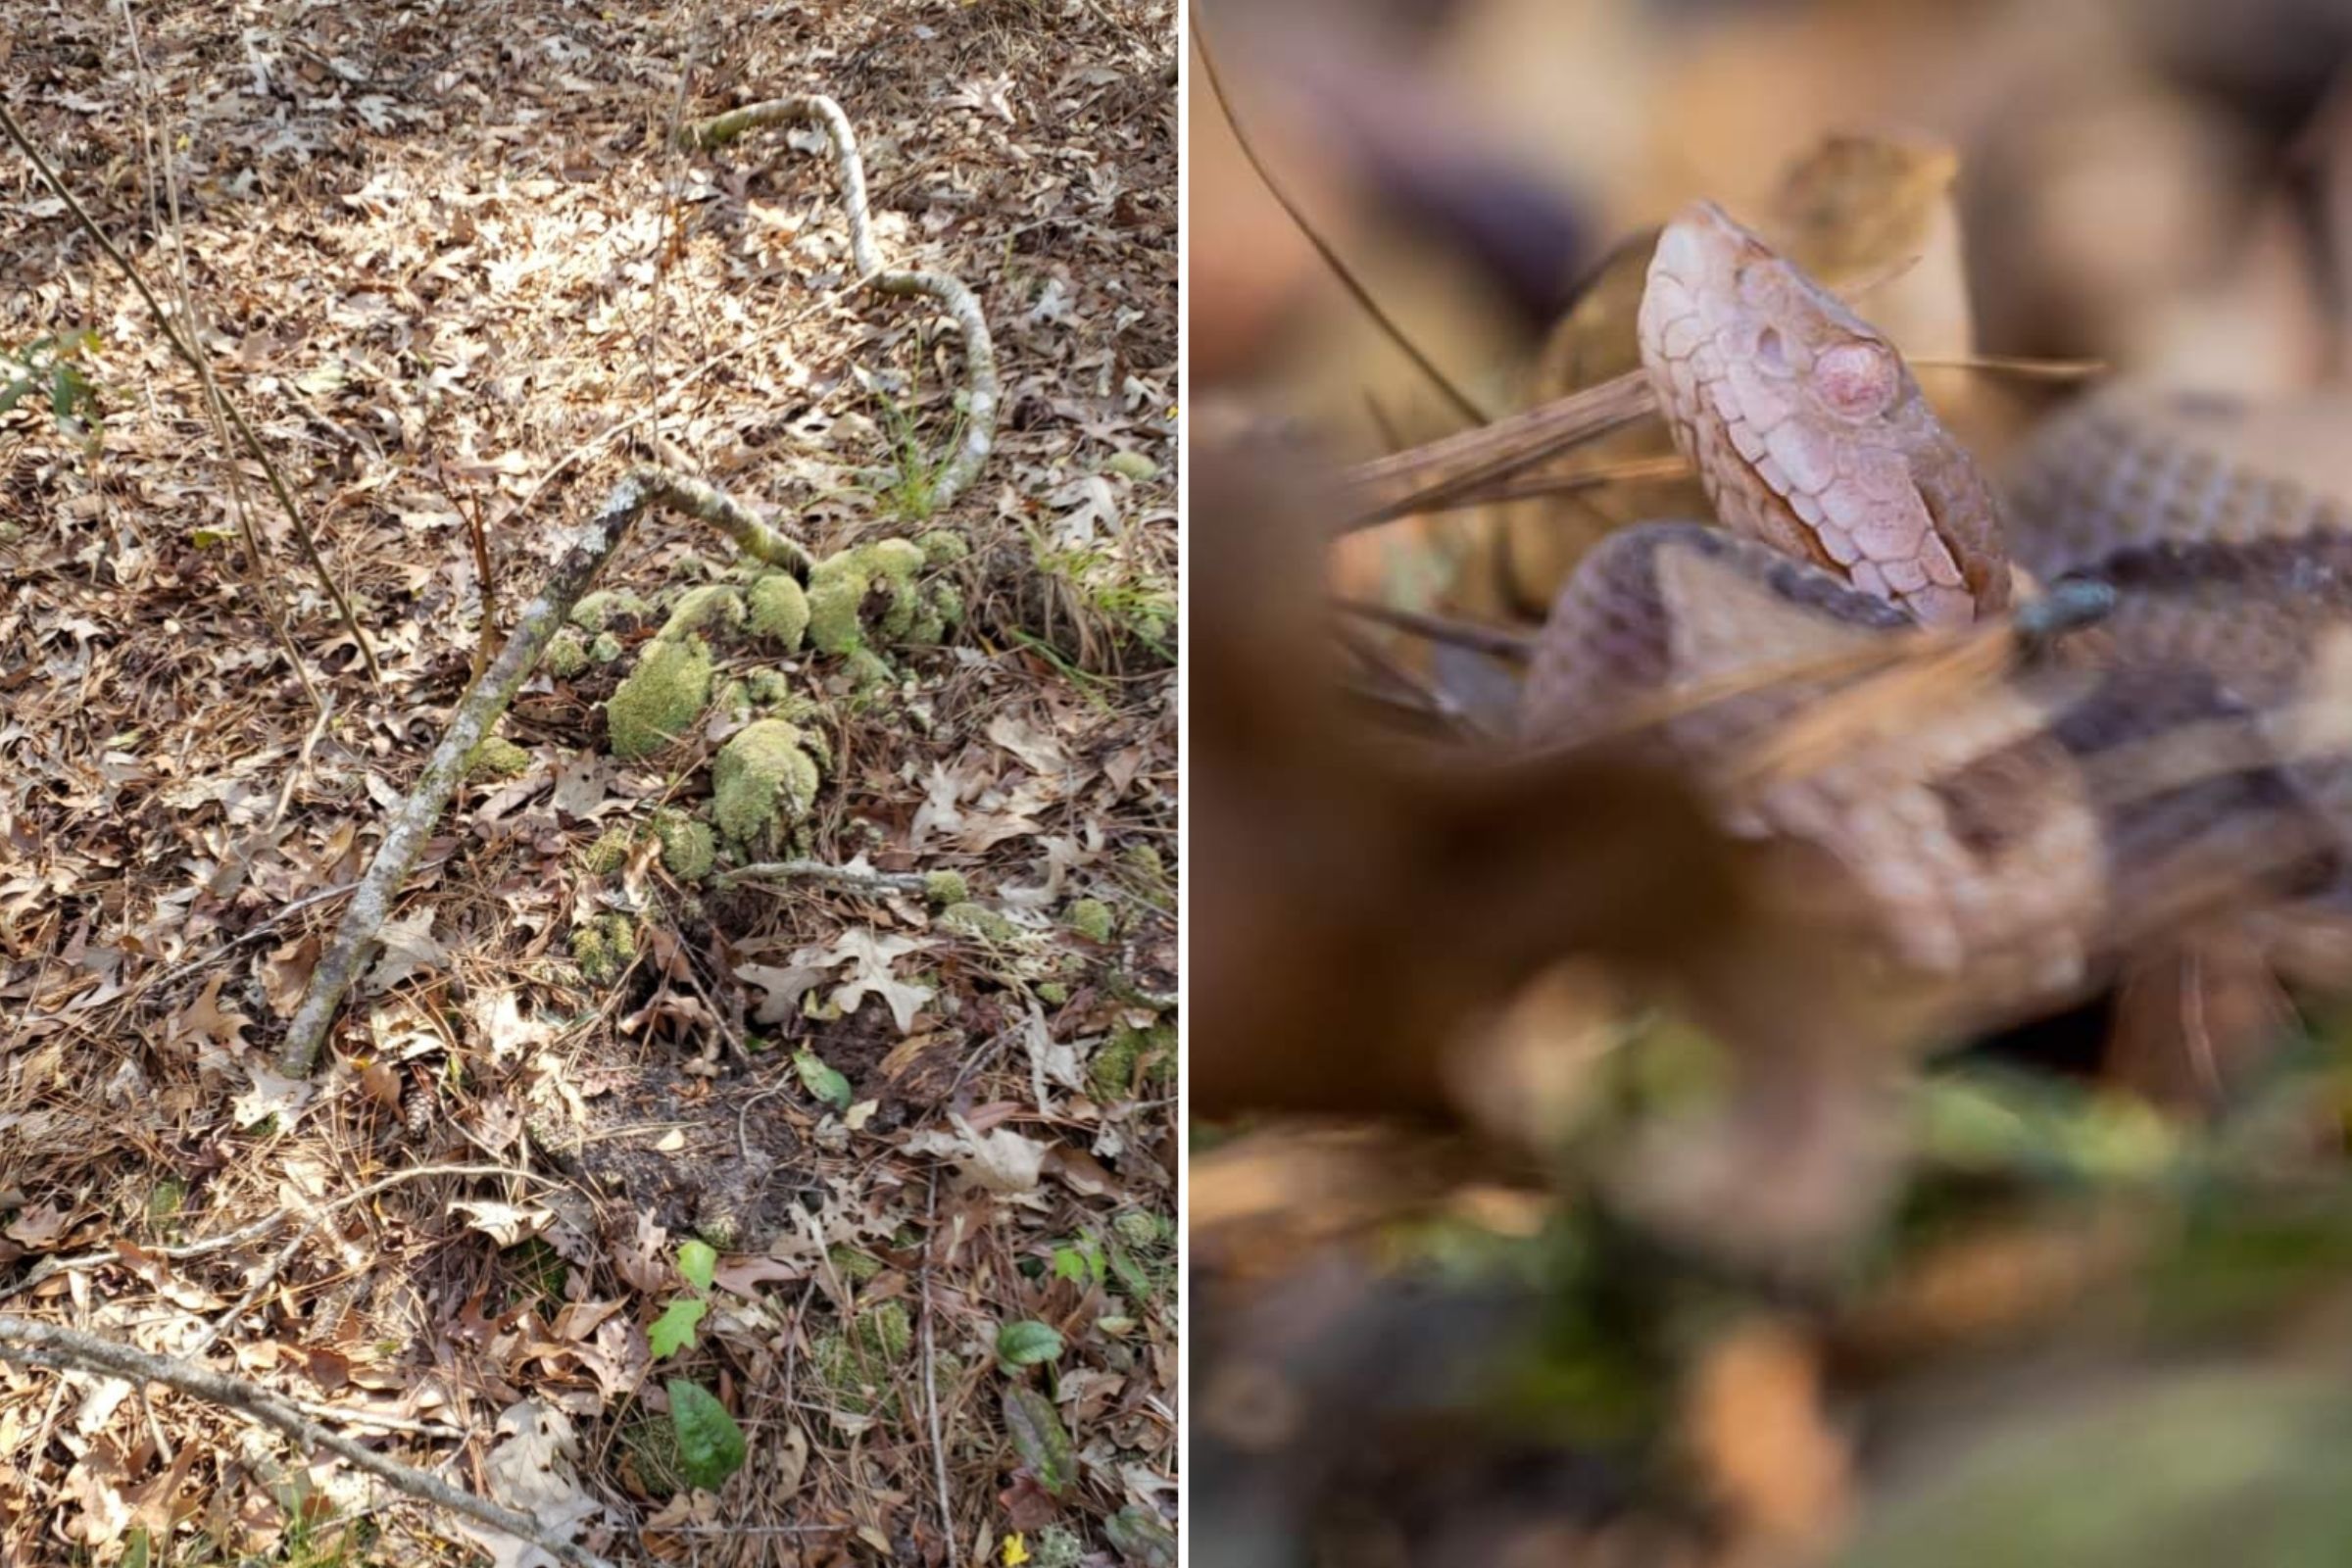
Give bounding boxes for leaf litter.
[0,1,1176,1562]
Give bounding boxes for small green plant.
[667,1377,748,1491]
[648,1238,717,1359]
[1,328,102,452]
[866,363,971,524]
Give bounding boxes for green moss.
[582,828,634,875]
[918,529,970,566]
[1032,1526,1085,1568]
[607,635,714,759]
[711,719,821,850]
[941,901,1017,942]
[1036,981,1069,1004]
[812,1301,922,1421]
[923,870,969,906]
[1066,898,1115,943]
[808,538,930,656]
[466,736,531,779]
[1112,1209,1173,1250]
[1103,450,1159,482]
[746,667,794,707]
[571,912,638,986]
[842,647,896,694]
[589,631,624,664]
[747,573,810,650]
[828,1246,886,1283]
[653,811,716,881]
[546,628,590,679]
[660,584,746,642]
[619,1410,688,1498]
[715,678,753,720]
[570,589,651,632]
[1090,1022,1173,1101]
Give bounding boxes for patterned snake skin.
[1522,203,2352,1032]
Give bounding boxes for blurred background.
[1188,3,2352,1566]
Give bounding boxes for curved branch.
[681,94,1000,509]
[0,1314,617,1568]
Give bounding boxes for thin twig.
[0,1315,618,1568]
[919,1169,957,1568]
[681,94,1001,507]
[1332,596,1534,661]
[1189,5,1492,426]
[710,859,932,895]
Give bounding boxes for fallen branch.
[276,469,808,1076]
[681,94,1000,509]
[0,1314,617,1568]
[710,859,933,896]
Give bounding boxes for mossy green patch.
[1090,1021,1173,1101]
[810,1300,955,1426]
[1065,898,1115,943]
[570,912,638,986]
[747,573,809,650]
[570,589,651,632]
[607,635,714,760]
[711,719,820,851]
[827,1245,886,1283]
[940,901,1018,942]
[808,537,950,658]
[466,736,531,779]
[745,667,794,707]
[652,811,716,881]
[582,828,634,875]
[545,628,589,678]
[1103,450,1159,482]
[589,630,624,664]
[1112,1209,1173,1250]
[923,870,969,906]
[660,584,746,642]
[917,528,970,566]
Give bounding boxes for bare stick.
[681,95,999,508]
[0,98,382,682]
[710,859,931,896]
[0,1314,616,1568]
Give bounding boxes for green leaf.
[1102,1506,1177,1568]
[995,1319,1064,1374]
[676,1238,717,1293]
[793,1046,853,1111]
[666,1378,748,1492]
[647,1296,708,1359]
[1002,1385,1076,1496]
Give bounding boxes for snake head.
[1638,201,2010,628]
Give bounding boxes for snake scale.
[1521,202,2352,1042]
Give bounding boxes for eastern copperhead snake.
[1519,202,2352,1055]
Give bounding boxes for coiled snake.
[1521,202,2352,1054]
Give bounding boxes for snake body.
[1524,203,2352,1033]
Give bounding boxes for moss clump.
[570,589,651,632]
[1112,1209,1173,1250]
[545,628,590,679]
[1032,1525,1086,1568]
[747,573,810,650]
[917,529,970,567]
[589,631,624,665]
[660,584,746,642]
[940,901,1018,942]
[827,1246,886,1283]
[808,538,933,656]
[812,1300,918,1420]
[1103,450,1158,482]
[467,736,531,779]
[711,719,821,850]
[1065,898,1116,943]
[1090,1022,1174,1101]
[1036,981,1069,1004]
[745,667,794,707]
[607,636,714,760]
[618,1411,688,1498]
[924,870,969,906]
[570,912,638,986]
[653,811,716,881]
[582,828,634,875]
[842,647,897,694]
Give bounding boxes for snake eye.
[1813,340,1899,419]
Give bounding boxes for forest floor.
[0,2,1176,1564]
